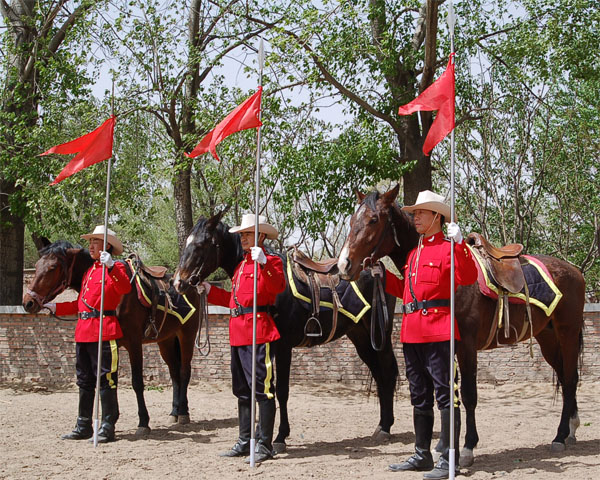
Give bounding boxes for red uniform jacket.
[385,232,477,343]
[207,249,286,346]
[55,261,131,342]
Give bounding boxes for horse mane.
[39,240,82,257]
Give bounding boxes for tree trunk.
[0,181,25,305]
[173,159,194,254]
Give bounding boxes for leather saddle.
[466,232,525,294]
[288,246,343,343]
[126,253,172,339]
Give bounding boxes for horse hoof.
[273,442,287,454]
[135,426,151,437]
[371,426,391,443]
[178,415,190,425]
[169,415,178,424]
[460,448,474,468]
[551,441,566,453]
[566,435,577,446]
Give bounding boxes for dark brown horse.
[337,185,585,467]
[22,239,201,435]
[172,211,398,453]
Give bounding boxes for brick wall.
[2,305,599,387]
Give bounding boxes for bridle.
[26,252,78,308]
[187,237,221,287]
[360,204,402,270]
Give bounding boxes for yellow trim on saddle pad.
[286,256,370,323]
[468,245,563,316]
[129,263,196,325]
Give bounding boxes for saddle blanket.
[285,258,371,324]
[469,246,562,316]
[126,260,196,325]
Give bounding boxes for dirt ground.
[0,380,598,480]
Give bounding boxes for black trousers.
[75,340,119,391]
[403,341,459,410]
[231,343,276,402]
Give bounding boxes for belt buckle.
[404,302,415,314]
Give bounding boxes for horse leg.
[126,342,152,436]
[346,327,397,441]
[157,337,185,423]
[176,333,194,425]
[535,324,581,452]
[454,340,478,468]
[273,345,292,454]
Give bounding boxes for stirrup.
[304,316,323,337]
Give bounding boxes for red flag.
[186,87,262,160]
[42,116,116,185]
[398,54,455,155]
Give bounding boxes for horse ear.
[206,206,231,230]
[382,184,400,205]
[355,190,366,203]
[35,236,51,256]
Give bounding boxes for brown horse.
[172,211,399,453]
[337,185,585,467]
[22,239,201,435]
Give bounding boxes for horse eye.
[368,216,379,225]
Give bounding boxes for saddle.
[466,233,533,352]
[466,233,524,293]
[126,253,172,339]
[288,246,343,344]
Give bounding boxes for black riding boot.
[246,398,276,463]
[90,388,119,443]
[389,407,434,472]
[220,400,252,457]
[424,408,461,479]
[62,388,94,440]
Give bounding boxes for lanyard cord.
[232,256,248,309]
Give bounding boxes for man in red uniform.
[379,191,477,479]
[44,226,131,443]
[202,213,285,463]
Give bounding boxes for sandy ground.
[0,380,598,480]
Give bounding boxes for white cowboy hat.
[229,213,279,240]
[81,225,124,255]
[401,190,454,220]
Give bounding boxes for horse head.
[338,184,417,281]
[22,240,89,313]
[173,209,231,294]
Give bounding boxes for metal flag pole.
[447,2,457,479]
[250,38,265,468]
[92,82,116,448]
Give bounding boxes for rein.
[370,264,390,351]
[194,287,211,356]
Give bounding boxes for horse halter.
[27,253,78,308]
[361,206,402,270]
[187,238,221,287]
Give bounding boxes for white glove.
[447,222,463,244]
[43,303,56,314]
[199,281,211,295]
[251,246,267,265]
[100,251,115,268]
[371,264,383,277]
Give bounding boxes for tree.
[0,0,99,304]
